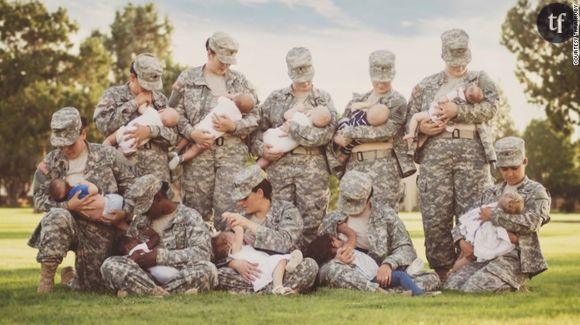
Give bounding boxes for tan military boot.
[60,266,76,287]
[150,286,169,297]
[37,262,58,294]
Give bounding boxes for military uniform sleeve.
[318,211,348,237]
[490,187,551,235]
[250,94,274,157]
[342,95,407,142]
[173,73,199,141]
[381,211,417,270]
[453,71,498,124]
[33,163,68,212]
[94,88,139,137]
[253,203,303,253]
[231,75,260,137]
[157,213,213,265]
[287,92,337,147]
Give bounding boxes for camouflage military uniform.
[29,123,135,292]
[318,205,439,292]
[217,199,319,293]
[101,204,218,294]
[169,66,258,227]
[408,29,498,270]
[93,85,176,183]
[445,137,550,292]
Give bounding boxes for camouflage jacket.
[407,70,498,163]
[169,66,259,141]
[452,176,551,277]
[93,84,177,147]
[252,200,303,253]
[251,86,337,157]
[319,206,417,270]
[33,143,135,213]
[128,204,212,268]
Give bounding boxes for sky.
[43,0,577,136]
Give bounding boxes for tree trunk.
[5,179,26,207]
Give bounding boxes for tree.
[523,119,579,212]
[501,0,580,135]
[0,0,77,206]
[104,2,184,95]
[492,86,519,141]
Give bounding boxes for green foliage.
[2,209,580,324]
[501,0,580,135]
[523,119,580,211]
[492,86,519,141]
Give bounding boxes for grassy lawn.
[1,209,579,324]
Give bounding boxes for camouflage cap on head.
[50,107,82,147]
[495,136,526,167]
[133,53,163,91]
[126,174,163,215]
[369,50,396,82]
[286,47,315,83]
[441,28,472,67]
[339,171,373,215]
[231,165,266,201]
[208,31,239,65]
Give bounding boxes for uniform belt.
[215,136,243,146]
[291,146,322,155]
[438,129,477,140]
[351,142,393,152]
[351,149,392,161]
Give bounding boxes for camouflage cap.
[286,47,315,82]
[369,50,396,82]
[231,165,266,201]
[208,31,239,65]
[126,174,163,215]
[339,171,373,215]
[50,107,82,147]
[441,29,472,67]
[133,53,163,91]
[495,136,526,167]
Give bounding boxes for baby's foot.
[168,153,182,170]
[285,250,303,273]
[272,286,295,295]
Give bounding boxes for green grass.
[1,209,580,324]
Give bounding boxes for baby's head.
[159,108,180,127]
[118,235,141,256]
[305,234,342,266]
[233,93,255,114]
[211,230,235,263]
[48,179,70,202]
[310,105,332,128]
[465,85,484,104]
[366,103,390,126]
[498,192,524,214]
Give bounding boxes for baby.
[48,178,123,221]
[305,233,428,296]
[169,94,255,170]
[450,192,524,274]
[118,229,180,285]
[334,103,390,163]
[404,84,484,155]
[104,106,180,155]
[257,104,332,169]
[212,225,303,294]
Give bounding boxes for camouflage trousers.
[268,153,329,250]
[128,145,171,183]
[217,258,319,293]
[346,153,402,211]
[318,259,441,292]
[100,256,218,294]
[417,138,491,270]
[444,249,526,292]
[27,208,116,292]
[181,141,247,230]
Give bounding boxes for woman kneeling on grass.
[444,136,551,292]
[314,170,441,295]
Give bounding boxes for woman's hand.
[66,192,96,213]
[124,123,151,147]
[479,207,493,224]
[190,128,214,149]
[335,246,354,265]
[212,114,236,133]
[263,144,284,161]
[438,101,458,123]
[229,259,261,283]
[459,239,474,259]
[223,212,249,229]
[334,132,352,148]
[418,120,445,136]
[376,263,393,287]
